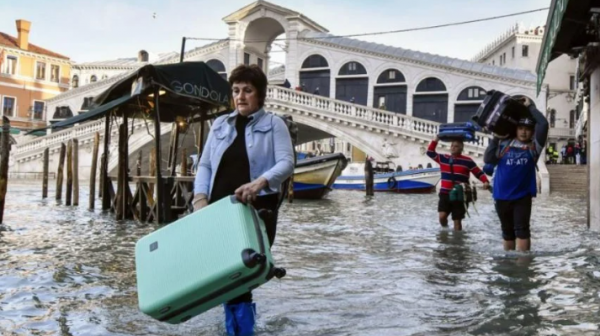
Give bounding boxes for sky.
[0,0,551,66]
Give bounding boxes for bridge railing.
[15,85,491,160]
[14,119,107,157]
[266,86,491,149]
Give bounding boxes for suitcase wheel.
[266,266,287,280]
[273,267,286,279]
[242,249,266,268]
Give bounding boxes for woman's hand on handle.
[235,177,269,204]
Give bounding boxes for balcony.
[548,127,575,139]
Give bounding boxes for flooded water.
[1,182,598,336]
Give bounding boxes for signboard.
[536,0,569,95]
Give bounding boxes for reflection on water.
[0,183,599,335]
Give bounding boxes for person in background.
[484,97,549,252]
[193,64,294,336]
[427,138,490,231]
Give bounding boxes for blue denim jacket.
[194,108,294,200]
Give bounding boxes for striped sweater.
[427,140,488,194]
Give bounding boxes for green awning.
[536,0,569,96]
[27,130,47,137]
[0,127,21,135]
[26,61,233,135]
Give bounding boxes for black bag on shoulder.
[472,90,532,137]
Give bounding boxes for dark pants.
[438,193,466,220]
[228,195,279,304]
[495,196,532,241]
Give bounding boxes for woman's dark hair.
[229,64,268,108]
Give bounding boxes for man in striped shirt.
[427,137,490,231]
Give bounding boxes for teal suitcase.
[135,196,286,324]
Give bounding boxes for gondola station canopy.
[43,62,233,131]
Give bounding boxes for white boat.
[333,161,441,193]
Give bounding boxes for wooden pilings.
[365,158,374,196]
[42,148,49,199]
[101,114,112,211]
[99,153,105,199]
[115,119,132,220]
[66,140,73,206]
[89,132,100,209]
[56,143,66,200]
[0,117,11,223]
[180,148,187,177]
[149,148,155,200]
[168,122,180,176]
[73,139,79,206]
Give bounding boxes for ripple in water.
[0,183,598,336]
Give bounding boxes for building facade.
[0,19,71,131]
[473,23,578,153]
[536,0,600,230]
[70,50,179,89]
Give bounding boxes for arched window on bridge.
[53,106,73,119]
[336,61,368,105]
[299,54,330,97]
[206,59,227,80]
[455,86,486,122]
[413,77,448,123]
[72,75,79,88]
[373,69,407,114]
[90,75,98,83]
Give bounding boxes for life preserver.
[387,176,397,190]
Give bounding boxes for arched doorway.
[373,69,406,113]
[299,55,330,97]
[413,77,448,123]
[569,109,576,128]
[454,86,486,122]
[206,59,227,80]
[548,109,556,127]
[243,17,285,72]
[336,61,368,105]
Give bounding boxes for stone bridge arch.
[265,105,438,168]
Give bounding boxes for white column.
[447,100,455,123]
[285,23,299,88]
[367,75,374,108]
[589,68,600,230]
[406,91,414,116]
